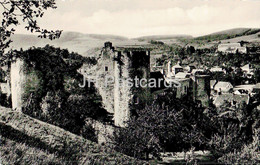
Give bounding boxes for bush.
[114,93,212,160]
[19,45,107,136]
[207,94,260,162]
[218,129,260,164]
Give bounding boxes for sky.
[12,0,260,38]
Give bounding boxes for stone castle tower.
[114,45,150,126]
[83,42,150,127]
[192,75,210,107]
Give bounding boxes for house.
[171,62,184,76]
[166,61,184,78]
[214,81,233,94]
[191,69,205,76]
[233,84,255,95]
[241,64,254,79]
[163,60,210,107]
[213,93,250,108]
[166,61,174,78]
[184,65,196,73]
[175,72,190,79]
[218,43,247,54]
[210,66,226,74]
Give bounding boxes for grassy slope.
[194,28,260,41]
[219,31,260,43]
[0,107,142,164]
[166,28,260,48]
[0,136,66,165]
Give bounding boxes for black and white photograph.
[0,0,260,164]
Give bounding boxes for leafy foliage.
[114,92,214,159]
[0,0,62,55]
[11,45,105,135]
[207,94,260,162]
[218,129,260,164]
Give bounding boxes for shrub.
[218,129,260,164]
[207,94,260,162]
[114,93,212,160]
[19,45,106,136]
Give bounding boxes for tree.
[17,46,106,135]
[0,0,62,55]
[207,93,260,162]
[186,46,195,55]
[114,92,213,160]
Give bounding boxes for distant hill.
[9,32,147,57]
[218,31,260,43]
[194,28,260,42]
[134,35,192,41]
[8,28,260,56]
[173,28,260,48]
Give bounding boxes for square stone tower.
[114,47,150,127]
[84,42,151,127]
[192,75,210,107]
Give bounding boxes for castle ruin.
[81,42,151,127]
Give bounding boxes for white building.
[214,81,233,93]
[166,61,184,78]
[218,43,247,54]
[233,84,256,95]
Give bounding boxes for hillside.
[134,28,260,48]
[172,28,260,48]
[9,32,148,57]
[219,31,260,43]
[134,35,192,41]
[8,28,260,56]
[194,28,260,41]
[0,107,142,164]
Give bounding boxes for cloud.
[15,0,260,37]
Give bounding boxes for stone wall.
[114,51,131,127]
[10,58,42,111]
[10,58,26,111]
[95,47,115,114]
[80,44,115,114]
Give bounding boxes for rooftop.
[214,81,233,92]
[234,84,256,90]
[254,83,260,89]
[213,93,250,107]
[218,43,241,47]
[175,72,189,79]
